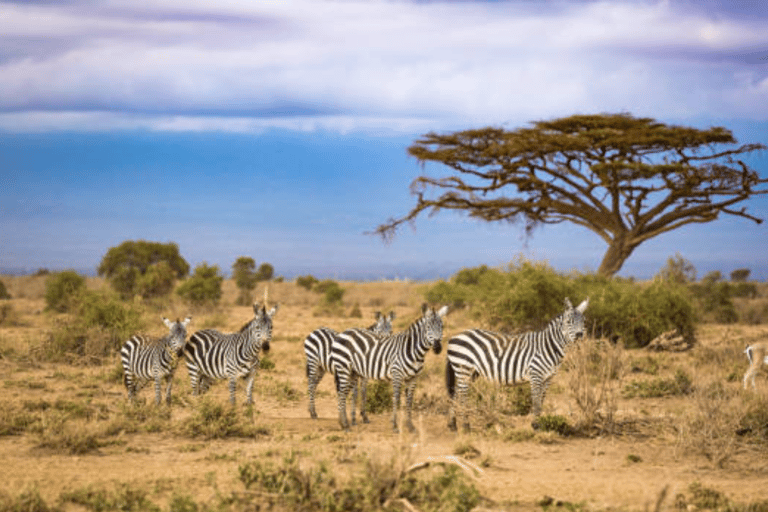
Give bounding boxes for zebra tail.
[446,360,456,399]
[745,344,754,364]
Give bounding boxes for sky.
[1,0,768,281]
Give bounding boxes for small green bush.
[296,275,319,291]
[364,380,392,414]
[176,263,223,307]
[534,414,573,436]
[44,271,86,312]
[0,280,10,300]
[41,291,143,363]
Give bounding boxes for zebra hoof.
[362,416,370,424]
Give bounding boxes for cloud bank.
[1,0,767,134]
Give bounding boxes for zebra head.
[249,302,279,354]
[421,303,449,354]
[163,316,192,356]
[560,297,588,343]
[370,310,396,337]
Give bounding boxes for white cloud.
[1,0,767,134]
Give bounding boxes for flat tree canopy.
[375,113,767,276]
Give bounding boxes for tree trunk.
[597,237,638,277]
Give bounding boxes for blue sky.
[1,0,768,280]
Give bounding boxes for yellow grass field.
[1,276,767,511]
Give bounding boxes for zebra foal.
[446,297,588,431]
[333,304,449,432]
[184,303,278,405]
[304,311,395,421]
[121,316,192,405]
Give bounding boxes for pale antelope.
[743,342,768,390]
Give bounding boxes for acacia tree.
[375,113,767,276]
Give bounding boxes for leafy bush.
[255,263,274,282]
[177,399,270,439]
[98,240,189,299]
[0,280,10,300]
[176,263,223,307]
[296,275,319,290]
[425,258,696,348]
[232,256,257,305]
[365,380,392,414]
[41,291,143,363]
[44,271,86,312]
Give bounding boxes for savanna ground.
[1,275,767,511]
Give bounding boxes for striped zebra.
[121,316,192,405]
[304,311,395,421]
[446,297,588,432]
[332,304,449,432]
[183,303,278,405]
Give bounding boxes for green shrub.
[316,280,345,304]
[424,258,696,348]
[41,291,143,363]
[44,271,86,312]
[296,275,319,290]
[98,240,189,299]
[0,280,10,300]
[177,399,270,439]
[364,380,392,414]
[176,263,223,307]
[534,414,573,436]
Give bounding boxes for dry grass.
[1,275,768,511]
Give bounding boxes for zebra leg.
[404,381,417,433]
[334,369,351,431]
[359,379,370,424]
[530,376,545,429]
[307,366,323,419]
[229,377,238,405]
[245,369,257,405]
[154,374,163,405]
[350,377,358,426]
[164,374,174,405]
[391,377,402,433]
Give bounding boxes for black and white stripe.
[332,304,449,432]
[183,303,278,405]
[446,297,588,431]
[121,316,191,405]
[304,311,395,421]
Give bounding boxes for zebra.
[304,311,395,421]
[121,316,192,405]
[446,297,588,432]
[332,303,449,432]
[183,303,278,405]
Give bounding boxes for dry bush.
[674,376,742,468]
[565,337,624,434]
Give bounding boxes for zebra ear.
[421,303,429,314]
[163,317,172,328]
[388,311,396,321]
[564,297,574,310]
[436,305,449,318]
[374,311,382,320]
[267,304,279,317]
[576,298,589,314]
[182,316,192,326]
